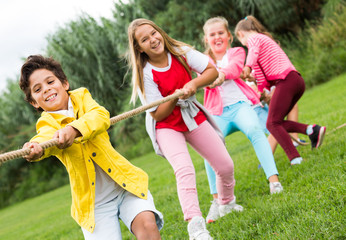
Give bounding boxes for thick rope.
[327,123,346,134]
[290,135,310,146]
[0,91,184,164]
[290,123,346,146]
[0,89,344,164]
[110,91,183,125]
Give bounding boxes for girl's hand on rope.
[244,73,256,82]
[23,142,44,162]
[241,66,252,81]
[208,72,225,89]
[261,88,275,105]
[260,91,269,104]
[180,81,197,99]
[53,126,81,149]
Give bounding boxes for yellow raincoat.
[30,87,148,232]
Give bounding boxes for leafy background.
[0,0,345,209]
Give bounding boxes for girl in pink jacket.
[202,17,283,223]
[235,15,326,166]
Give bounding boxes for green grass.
[0,74,345,239]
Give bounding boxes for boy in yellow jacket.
[19,55,163,240]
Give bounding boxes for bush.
[288,2,346,87]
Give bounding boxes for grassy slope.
[0,74,345,240]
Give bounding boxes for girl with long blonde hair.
[127,18,243,240]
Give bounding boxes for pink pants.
[156,121,235,221]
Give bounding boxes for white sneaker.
[293,140,299,147]
[206,199,220,224]
[293,138,307,147]
[188,216,213,240]
[291,157,303,165]
[219,197,243,217]
[270,182,283,194]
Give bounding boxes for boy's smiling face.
[29,68,70,111]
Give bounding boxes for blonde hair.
[234,15,274,40]
[127,18,192,104]
[203,16,233,63]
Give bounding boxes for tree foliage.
[46,16,129,114]
[151,0,325,51]
[0,80,68,208]
[290,1,346,87]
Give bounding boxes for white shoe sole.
[315,127,326,148]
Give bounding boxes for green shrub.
[289,2,346,87]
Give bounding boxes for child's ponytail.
[235,15,274,41]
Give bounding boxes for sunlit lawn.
[0,74,345,239]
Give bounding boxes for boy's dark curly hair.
[19,55,68,104]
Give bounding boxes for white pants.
[82,190,163,240]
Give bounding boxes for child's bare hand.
[241,66,252,80]
[53,126,81,149]
[239,72,244,79]
[23,142,43,161]
[209,72,225,89]
[180,81,197,99]
[245,73,255,82]
[261,91,272,104]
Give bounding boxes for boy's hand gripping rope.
[0,91,184,165]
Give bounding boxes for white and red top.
[245,33,297,92]
[143,47,209,131]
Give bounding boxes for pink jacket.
[204,47,260,115]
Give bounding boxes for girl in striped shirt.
[235,15,326,165]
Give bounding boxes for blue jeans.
[253,103,270,135]
[204,101,278,194]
